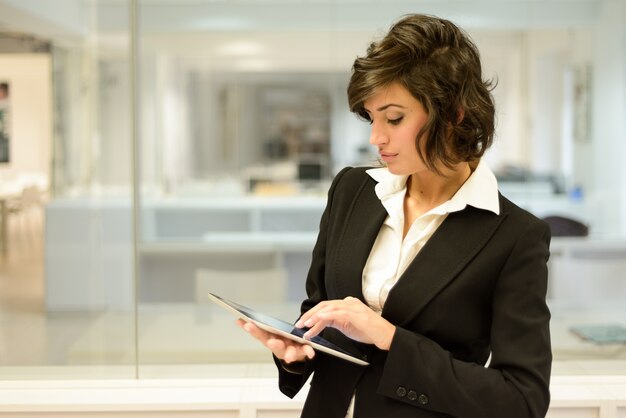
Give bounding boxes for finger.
[296,300,339,327]
[300,304,340,328]
[295,305,324,328]
[288,339,315,363]
[303,318,330,339]
[302,344,316,359]
[268,336,311,361]
[238,319,313,360]
[240,320,261,335]
[344,296,365,307]
[304,303,347,329]
[240,321,277,343]
[284,344,300,363]
[266,337,290,358]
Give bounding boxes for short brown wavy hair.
[348,14,495,172]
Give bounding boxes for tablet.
[207,293,369,366]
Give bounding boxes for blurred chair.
[542,215,589,237]
[7,184,45,247]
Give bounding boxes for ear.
[456,106,465,124]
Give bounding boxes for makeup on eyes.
[387,115,403,125]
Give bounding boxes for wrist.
[376,323,396,351]
[279,358,308,374]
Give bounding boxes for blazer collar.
[366,159,500,217]
[331,175,387,303]
[381,205,505,325]
[332,172,506,326]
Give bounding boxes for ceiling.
[0,0,602,43]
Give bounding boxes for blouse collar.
[366,159,500,217]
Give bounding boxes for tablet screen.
[208,293,368,366]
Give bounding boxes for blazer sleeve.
[377,218,552,418]
[275,167,352,398]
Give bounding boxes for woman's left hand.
[295,296,396,351]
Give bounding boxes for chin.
[384,163,408,174]
[386,166,410,176]
[387,163,429,177]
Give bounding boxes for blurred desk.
[45,196,326,310]
[550,236,626,256]
[548,236,626,308]
[551,306,626,361]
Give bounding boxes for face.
[364,82,429,176]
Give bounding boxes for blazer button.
[396,386,407,397]
[407,390,418,401]
[418,394,429,405]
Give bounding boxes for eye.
[388,116,403,125]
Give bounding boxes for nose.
[369,122,388,146]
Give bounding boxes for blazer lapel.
[382,207,506,326]
[331,176,387,302]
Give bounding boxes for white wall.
[475,32,527,171]
[591,0,626,235]
[0,54,51,184]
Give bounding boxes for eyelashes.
[367,116,404,126]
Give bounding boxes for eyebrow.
[364,103,406,113]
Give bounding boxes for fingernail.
[295,320,303,328]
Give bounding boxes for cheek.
[398,125,421,153]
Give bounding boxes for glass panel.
[135,0,626,379]
[0,0,135,379]
[1,0,624,382]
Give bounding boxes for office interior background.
[0,0,626,415]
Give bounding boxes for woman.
[239,14,551,418]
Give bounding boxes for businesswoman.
[239,13,552,418]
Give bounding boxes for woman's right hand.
[236,319,315,364]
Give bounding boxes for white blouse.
[344,160,500,417]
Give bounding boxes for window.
[1,0,625,380]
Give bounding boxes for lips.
[379,151,398,162]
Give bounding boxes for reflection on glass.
[0,0,135,379]
[0,0,625,381]
[133,1,626,378]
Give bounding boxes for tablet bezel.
[208,292,369,366]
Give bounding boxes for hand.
[295,297,396,350]
[236,319,315,364]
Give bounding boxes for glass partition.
[0,0,625,381]
[0,0,135,378]
[134,0,626,378]
[135,4,343,377]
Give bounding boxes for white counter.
[0,371,625,418]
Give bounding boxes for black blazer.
[276,167,552,418]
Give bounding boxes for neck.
[406,163,472,208]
